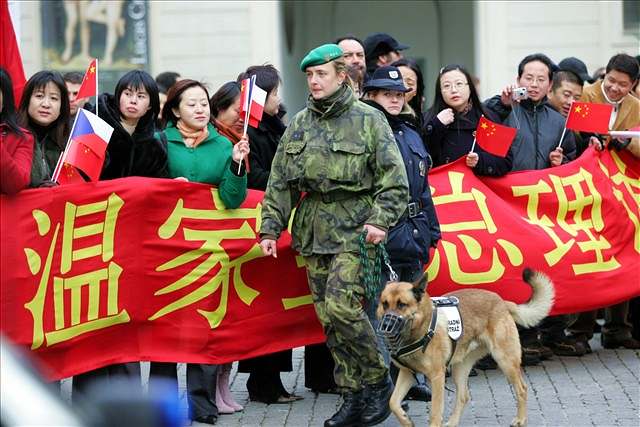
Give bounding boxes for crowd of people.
[1,30,639,427]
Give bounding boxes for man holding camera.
[484,53,577,365]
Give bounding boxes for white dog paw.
[510,417,527,426]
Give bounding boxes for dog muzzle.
[377,312,413,353]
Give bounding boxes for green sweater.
[159,123,247,209]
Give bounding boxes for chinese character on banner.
[512,168,620,275]
[599,151,640,254]
[149,190,264,329]
[428,171,523,284]
[23,194,129,350]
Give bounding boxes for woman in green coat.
[150,79,249,425]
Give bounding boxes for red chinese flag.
[475,116,517,157]
[76,59,97,100]
[566,102,612,134]
[56,163,86,185]
[0,0,26,105]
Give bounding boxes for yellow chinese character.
[150,190,263,328]
[428,172,523,285]
[599,152,640,253]
[513,169,620,275]
[23,194,129,350]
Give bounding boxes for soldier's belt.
[399,201,423,220]
[308,190,369,203]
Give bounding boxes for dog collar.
[391,302,438,361]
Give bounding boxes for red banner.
[1,147,639,380]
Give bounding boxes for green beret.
[300,44,344,71]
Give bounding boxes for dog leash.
[358,231,398,303]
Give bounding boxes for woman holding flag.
[17,70,70,187]
[424,64,512,176]
[150,78,249,425]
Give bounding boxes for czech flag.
[53,108,113,184]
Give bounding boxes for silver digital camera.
[512,87,528,101]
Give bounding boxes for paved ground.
[61,333,639,427]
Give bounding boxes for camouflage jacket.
[260,85,409,255]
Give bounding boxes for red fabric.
[63,134,107,181]
[0,124,33,195]
[566,102,613,134]
[1,147,638,380]
[56,163,86,185]
[0,0,26,105]
[76,59,97,100]
[475,116,517,157]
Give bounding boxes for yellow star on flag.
[89,66,95,73]
[575,106,582,113]
[480,122,488,129]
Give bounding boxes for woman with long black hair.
[17,70,70,187]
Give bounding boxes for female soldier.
[1,68,34,194]
[424,64,512,176]
[259,44,409,427]
[18,70,70,187]
[150,79,250,425]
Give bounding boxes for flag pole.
[470,137,476,153]
[238,75,255,175]
[556,100,572,149]
[52,110,81,182]
[95,59,99,117]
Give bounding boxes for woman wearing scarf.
[150,79,249,425]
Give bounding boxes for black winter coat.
[95,94,168,180]
[364,100,441,266]
[483,96,576,171]
[246,113,286,191]
[423,107,512,176]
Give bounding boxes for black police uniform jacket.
[94,93,168,180]
[364,100,441,266]
[423,107,513,176]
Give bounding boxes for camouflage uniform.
[260,85,409,391]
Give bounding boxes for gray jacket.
[484,96,576,171]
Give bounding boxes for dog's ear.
[411,273,428,302]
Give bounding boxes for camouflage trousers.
[304,251,388,392]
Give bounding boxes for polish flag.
[240,76,267,130]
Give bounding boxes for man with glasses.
[484,53,577,365]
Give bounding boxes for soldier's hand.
[549,147,563,167]
[363,224,386,245]
[260,238,278,258]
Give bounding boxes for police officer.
[362,65,441,402]
[259,44,409,427]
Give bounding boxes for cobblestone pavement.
[191,335,639,427]
[62,334,639,427]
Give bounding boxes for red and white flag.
[239,76,267,131]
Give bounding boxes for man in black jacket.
[484,53,577,365]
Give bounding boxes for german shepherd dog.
[377,268,554,427]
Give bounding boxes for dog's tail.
[508,268,555,328]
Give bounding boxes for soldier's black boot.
[360,377,393,426]
[324,389,365,427]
